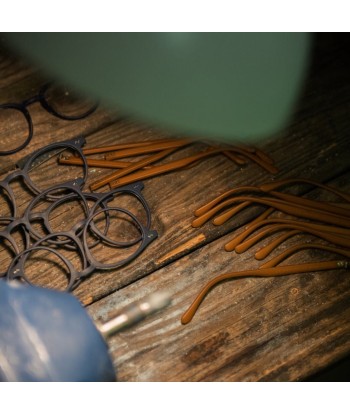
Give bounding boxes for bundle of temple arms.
[58,138,278,191]
[181,178,350,324]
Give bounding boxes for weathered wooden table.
[0,34,349,381]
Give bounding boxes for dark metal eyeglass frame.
[22,180,152,248]
[0,83,98,156]
[0,136,88,218]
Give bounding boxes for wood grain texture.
[1,34,350,381]
[88,226,350,381]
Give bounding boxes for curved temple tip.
[181,298,201,325]
[191,218,204,228]
[180,310,193,325]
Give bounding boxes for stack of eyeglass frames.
[0,136,158,291]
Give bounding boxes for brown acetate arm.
[181,259,349,324]
[89,148,175,191]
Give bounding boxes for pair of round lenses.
[0,84,97,155]
[24,182,151,248]
[0,137,87,222]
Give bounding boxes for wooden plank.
[52,101,350,303]
[84,35,350,380]
[1,88,350,302]
[87,176,350,381]
[1,34,350,381]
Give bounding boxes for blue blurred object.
[0,280,115,381]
